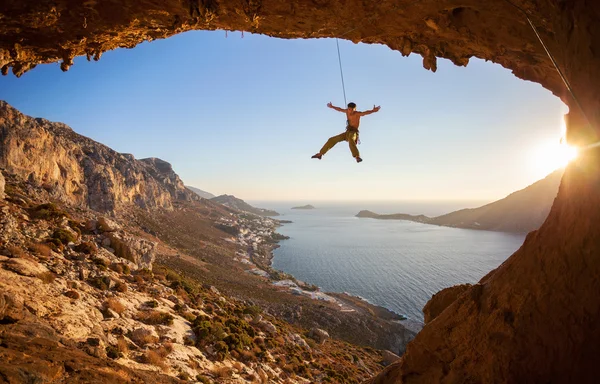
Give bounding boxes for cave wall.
[2,0,600,382]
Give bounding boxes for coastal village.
[217,213,342,306]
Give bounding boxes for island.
[292,204,315,210]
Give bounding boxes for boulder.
[258,320,277,335]
[97,217,120,232]
[309,328,330,344]
[290,333,310,349]
[107,233,156,270]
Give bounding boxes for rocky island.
[291,204,315,210]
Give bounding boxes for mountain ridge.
[357,170,563,233]
[210,194,280,216]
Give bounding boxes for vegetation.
[136,310,174,325]
[29,203,69,220]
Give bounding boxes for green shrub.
[136,310,174,325]
[30,203,69,220]
[88,276,111,290]
[52,229,77,245]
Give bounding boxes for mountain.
[186,185,215,199]
[0,101,197,212]
[210,194,280,216]
[357,170,563,233]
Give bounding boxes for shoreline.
[223,212,423,331]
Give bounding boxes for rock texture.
[422,284,471,324]
[0,101,197,212]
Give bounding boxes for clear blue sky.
[0,31,565,202]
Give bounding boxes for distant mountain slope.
[186,185,215,199]
[210,194,280,216]
[357,170,563,233]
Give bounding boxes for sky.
[0,30,566,203]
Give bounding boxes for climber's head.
[347,102,356,110]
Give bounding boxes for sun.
[532,141,578,177]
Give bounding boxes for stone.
[258,320,277,335]
[290,333,310,349]
[309,328,330,344]
[5,258,49,277]
[98,217,120,232]
[107,233,156,270]
[84,219,98,232]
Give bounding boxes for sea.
[250,201,526,322]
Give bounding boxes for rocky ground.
[0,171,394,383]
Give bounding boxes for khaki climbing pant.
[319,128,359,158]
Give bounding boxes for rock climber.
[311,102,381,163]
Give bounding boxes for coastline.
[221,212,424,334]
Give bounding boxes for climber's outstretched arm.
[359,105,381,116]
[327,102,347,113]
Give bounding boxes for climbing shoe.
[311,153,323,160]
[356,156,363,163]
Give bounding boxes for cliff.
[210,195,279,217]
[357,170,563,233]
[0,101,197,213]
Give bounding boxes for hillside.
[186,186,215,199]
[0,101,413,382]
[357,170,563,233]
[211,195,280,216]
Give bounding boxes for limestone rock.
[290,333,310,349]
[309,328,330,344]
[423,284,471,324]
[98,217,120,232]
[107,233,156,270]
[0,102,198,212]
[4,258,49,277]
[258,320,277,335]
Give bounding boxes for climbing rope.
[500,0,597,148]
[335,38,348,107]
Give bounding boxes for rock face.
[0,101,197,212]
[422,284,471,324]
